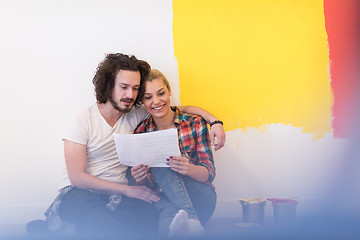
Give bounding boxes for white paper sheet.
[114,128,181,167]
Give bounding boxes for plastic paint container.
[267,198,298,223]
[239,198,266,223]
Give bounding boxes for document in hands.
[114,128,181,167]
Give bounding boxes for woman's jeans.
[59,187,158,238]
[150,167,217,236]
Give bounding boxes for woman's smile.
[152,104,165,111]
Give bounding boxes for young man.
[45,53,225,238]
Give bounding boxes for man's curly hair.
[92,53,151,107]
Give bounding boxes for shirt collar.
[172,106,181,127]
[147,106,181,131]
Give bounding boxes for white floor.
[0,224,27,239]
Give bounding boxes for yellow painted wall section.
[173,0,333,139]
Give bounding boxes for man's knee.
[59,188,103,221]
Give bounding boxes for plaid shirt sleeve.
[191,116,216,184]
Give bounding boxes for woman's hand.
[131,164,149,184]
[166,156,191,176]
[123,185,160,203]
[167,156,211,183]
[210,123,226,151]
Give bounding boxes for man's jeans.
[59,187,158,238]
[150,167,217,236]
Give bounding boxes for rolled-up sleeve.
[193,117,215,184]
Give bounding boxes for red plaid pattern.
[134,107,215,187]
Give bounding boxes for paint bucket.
[267,198,297,223]
[239,198,266,223]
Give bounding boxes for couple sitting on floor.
[35,54,225,238]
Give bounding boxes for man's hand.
[123,185,160,203]
[210,123,226,151]
[131,164,149,184]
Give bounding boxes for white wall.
[0,0,180,225]
[211,126,351,218]
[0,0,358,227]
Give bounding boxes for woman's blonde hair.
[138,69,171,101]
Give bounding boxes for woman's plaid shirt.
[134,106,215,187]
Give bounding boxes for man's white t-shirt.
[60,103,149,188]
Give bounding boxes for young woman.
[131,69,219,236]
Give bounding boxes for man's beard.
[110,97,134,113]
